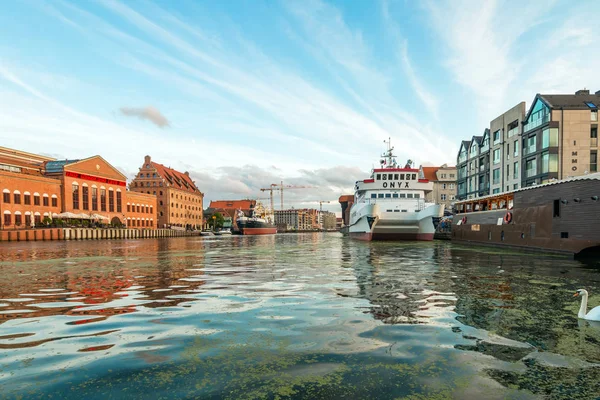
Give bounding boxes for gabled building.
[521,89,599,187]
[456,140,470,200]
[130,155,203,230]
[422,164,457,210]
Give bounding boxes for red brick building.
[205,199,256,231]
[129,155,203,229]
[0,147,157,230]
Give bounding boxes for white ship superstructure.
[348,140,442,241]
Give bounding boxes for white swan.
[574,289,600,321]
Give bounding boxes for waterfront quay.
[2,234,600,399]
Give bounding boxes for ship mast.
[381,137,397,169]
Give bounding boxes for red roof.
[209,200,256,210]
[421,167,439,181]
[151,162,201,194]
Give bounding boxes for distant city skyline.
[1,0,598,212]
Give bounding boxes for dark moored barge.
[452,173,600,257]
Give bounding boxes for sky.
[1,0,599,213]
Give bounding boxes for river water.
[1,234,600,399]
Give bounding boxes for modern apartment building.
[274,208,319,231]
[521,89,599,186]
[490,102,526,194]
[457,134,487,201]
[422,164,457,210]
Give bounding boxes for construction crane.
[259,181,313,211]
[318,200,331,212]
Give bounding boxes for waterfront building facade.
[130,156,203,230]
[321,211,337,230]
[274,208,319,231]
[422,164,457,210]
[457,134,488,201]
[1,146,157,230]
[521,90,599,186]
[490,102,526,194]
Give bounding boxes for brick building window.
[72,184,79,209]
[34,194,40,206]
[4,213,11,226]
[34,214,41,225]
[82,186,89,210]
[43,195,49,207]
[14,192,21,204]
[15,213,22,226]
[109,190,114,212]
[52,197,57,207]
[137,205,140,213]
[127,204,131,212]
[150,220,153,227]
[25,214,31,227]
[92,187,98,211]
[116,191,122,212]
[145,206,148,213]
[24,193,30,205]
[2,191,9,204]
[150,206,153,214]
[101,188,106,212]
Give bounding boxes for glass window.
[34,194,40,206]
[376,174,381,180]
[52,197,57,207]
[441,194,446,201]
[407,193,413,198]
[378,194,384,198]
[382,174,387,180]
[493,149,500,164]
[82,186,89,210]
[72,184,79,209]
[13,193,20,204]
[414,193,420,198]
[526,158,537,177]
[14,213,22,226]
[493,130,501,144]
[591,151,598,172]
[392,193,398,198]
[394,174,399,180]
[400,193,406,198]
[592,127,598,139]
[411,174,416,180]
[109,191,114,212]
[3,213,10,226]
[91,187,98,211]
[514,141,519,157]
[43,196,49,207]
[24,194,30,205]
[493,168,500,184]
[371,193,376,198]
[513,161,519,179]
[385,193,391,198]
[399,174,404,180]
[99,189,106,211]
[116,191,122,212]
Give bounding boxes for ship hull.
[348,203,441,242]
[236,219,277,235]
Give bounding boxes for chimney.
[575,89,590,95]
[144,155,151,164]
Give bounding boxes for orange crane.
[319,200,331,212]
[259,181,313,211]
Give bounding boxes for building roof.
[455,172,600,204]
[421,167,439,181]
[208,200,256,210]
[151,162,201,195]
[539,90,600,110]
[45,159,80,174]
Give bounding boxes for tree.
[211,213,225,230]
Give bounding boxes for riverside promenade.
[0,228,199,242]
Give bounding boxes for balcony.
[507,127,519,138]
[524,114,549,133]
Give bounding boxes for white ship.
[348,140,443,241]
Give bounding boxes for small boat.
[218,229,232,235]
[200,231,214,237]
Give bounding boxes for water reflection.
[1,235,600,398]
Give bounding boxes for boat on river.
[452,172,600,256]
[236,202,276,235]
[347,140,442,241]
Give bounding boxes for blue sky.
[1,0,598,211]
